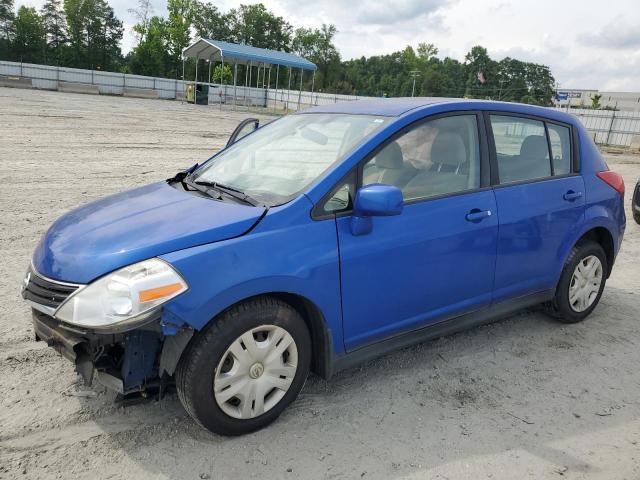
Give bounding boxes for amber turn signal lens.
[138,282,183,303]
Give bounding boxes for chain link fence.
[552,108,640,147]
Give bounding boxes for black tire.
[176,296,311,436]
[545,240,607,323]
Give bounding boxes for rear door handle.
[563,190,583,201]
[466,209,492,222]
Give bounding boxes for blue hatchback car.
[23,98,626,435]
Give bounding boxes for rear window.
[489,115,574,184]
[490,115,550,184]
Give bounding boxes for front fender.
[158,209,344,355]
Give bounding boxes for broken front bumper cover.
[31,309,192,395]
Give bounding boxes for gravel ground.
[1,88,639,480]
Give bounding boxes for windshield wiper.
[192,179,263,207]
[182,176,225,200]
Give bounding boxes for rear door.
[486,113,585,302]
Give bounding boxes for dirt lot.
[1,88,639,480]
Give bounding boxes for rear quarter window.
[547,123,572,175]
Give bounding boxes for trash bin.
[186,84,209,105]
[196,84,209,105]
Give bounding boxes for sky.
[15,0,640,91]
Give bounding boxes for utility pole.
[409,70,420,97]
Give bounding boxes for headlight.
[55,258,188,329]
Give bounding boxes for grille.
[22,267,80,310]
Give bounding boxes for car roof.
[301,97,577,125]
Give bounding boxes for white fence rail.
[0,60,364,111]
[553,108,640,147]
[4,61,640,147]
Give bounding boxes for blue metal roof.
[183,38,316,71]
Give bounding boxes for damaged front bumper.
[32,309,193,395]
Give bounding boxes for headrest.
[520,135,548,159]
[375,141,403,170]
[430,131,467,166]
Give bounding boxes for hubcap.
[569,255,603,313]
[214,325,298,420]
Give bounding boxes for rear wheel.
[176,297,311,435]
[545,241,607,323]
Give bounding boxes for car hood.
[32,182,266,283]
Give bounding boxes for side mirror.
[351,184,403,236]
[227,118,259,147]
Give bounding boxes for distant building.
[555,89,640,112]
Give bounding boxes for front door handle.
[563,190,583,201]
[466,209,492,222]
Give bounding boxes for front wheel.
[176,297,311,435]
[545,241,607,323]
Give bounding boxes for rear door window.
[547,123,572,175]
[489,115,551,184]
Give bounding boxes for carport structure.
[182,38,317,111]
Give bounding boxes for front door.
[335,113,499,351]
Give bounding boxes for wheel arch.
[170,292,335,380]
[574,226,615,277]
[268,292,334,379]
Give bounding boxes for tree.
[291,24,340,88]
[591,93,602,109]
[62,0,122,69]
[212,63,232,83]
[417,42,438,64]
[41,0,67,64]
[166,0,196,77]
[192,2,232,41]
[229,3,291,51]
[13,6,46,63]
[97,2,123,70]
[464,45,495,98]
[0,0,15,59]
[128,0,153,45]
[129,16,170,76]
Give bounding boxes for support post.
[194,55,198,106]
[220,55,224,111]
[310,70,316,106]
[233,63,238,111]
[248,61,253,109]
[274,64,280,113]
[181,57,185,103]
[244,62,249,107]
[286,67,292,111]
[266,66,271,110]
[208,58,212,85]
[297,68,303,111]
[606,109,616,145]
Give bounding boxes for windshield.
[191,113,389,205]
